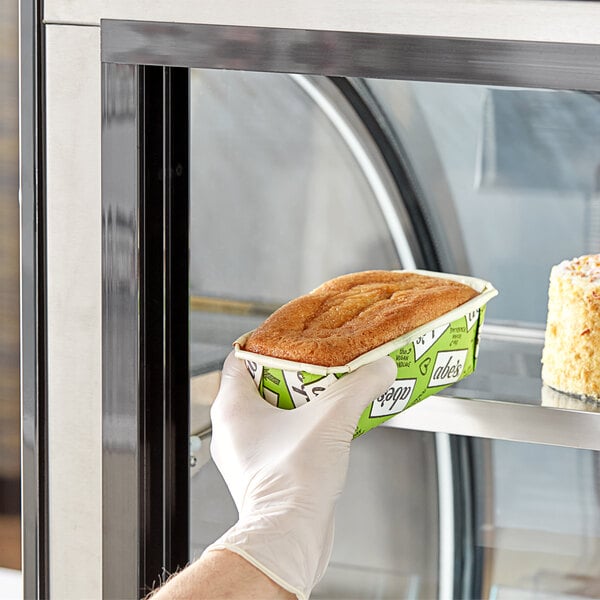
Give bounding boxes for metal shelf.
[382,325,600,451]
[190,324,600,451]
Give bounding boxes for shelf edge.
[382,395,600,451]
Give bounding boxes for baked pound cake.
[242,270,479,367]
[542,254,600,398]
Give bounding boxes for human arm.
[153,352,396,599]
[149,548,294,600]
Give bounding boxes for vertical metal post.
[102,61,140,600]
[102,62,189,598]
[138,64,167,591]
[163,66,190,575]
[20,0,48,597]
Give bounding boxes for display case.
[21,2,600,599]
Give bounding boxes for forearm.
[174,353,396,600]
[149,549,296,600]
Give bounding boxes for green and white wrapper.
[234,270,498,437]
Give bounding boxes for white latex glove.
[205,352,397,600]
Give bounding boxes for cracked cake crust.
[242,270,479,367]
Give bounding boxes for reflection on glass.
[367,80,600,326]
[189,70,400,307]
[474,439,600,599]
[365,79,600,415]
[187,67,600,599]
[188,69,439,598]
[188,70,404,377]
[312,429,439,599]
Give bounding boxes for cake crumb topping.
[543,253,600,398]
[556,254,600,284]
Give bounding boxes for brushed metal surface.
[103,21,600,91]
[40,13,600,599]
[102,62,191,597]
[383,393,600,452]
[101,61,139,600]
[19,0,46,595]
[45,0,600,45]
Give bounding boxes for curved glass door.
[189,71,417,376]
[188,70,600,600]
[365,79,600,599]
[466,438,600,600]
[366,79,600,412]
[188,70,441,599]
[367,80,600,327]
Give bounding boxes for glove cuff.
[204,511,333,600]
[203,542,307,600]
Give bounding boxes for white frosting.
[555,254,600,284]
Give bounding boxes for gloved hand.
[205,352,397,600]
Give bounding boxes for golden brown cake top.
[242,270,479,367]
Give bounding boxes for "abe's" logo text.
[428,350,468,387]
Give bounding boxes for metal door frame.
[20,0,48,597]
[24,7,600,598]
[102,63,189,599]
[99,20,600,599]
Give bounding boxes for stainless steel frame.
[20,0,47,597]
[101,62,140,599]
[102,20,600,91]
[102,62,190,599]
[31,6,600,599]
[98,19,600,599]
[44,0,600,44]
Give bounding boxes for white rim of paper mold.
[233,270,498,376]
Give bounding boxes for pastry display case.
[185,66,600,600]
[21,2,600,598]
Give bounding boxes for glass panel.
[189,70,401,307]
[188,69,439,598]
[313,429,439,599]
[189,70,403,377]
[366,79,600,415]
[365,70,600,600]
[367,79,600,327]
[0,0,21,576]
[473,438,600,599]
[187,68,600,600]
